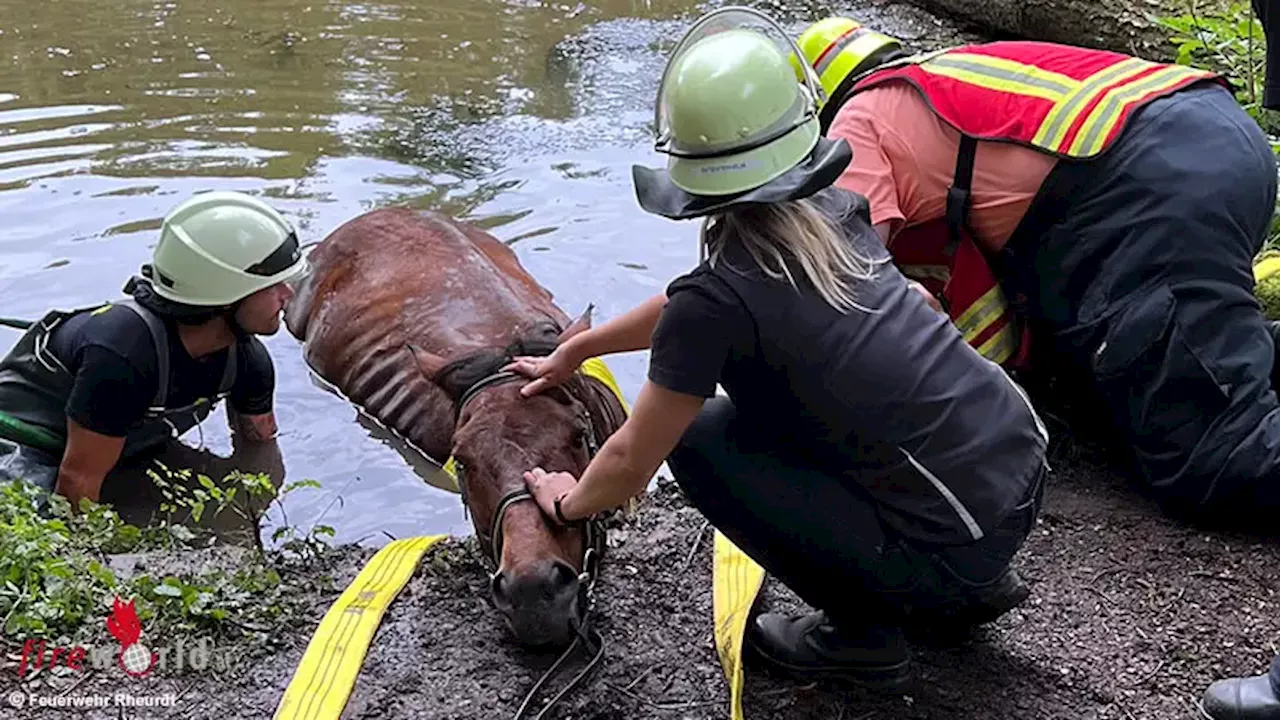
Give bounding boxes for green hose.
[0,412,62,453]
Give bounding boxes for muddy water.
[0,0,981,546]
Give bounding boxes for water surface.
[0,0,981,545]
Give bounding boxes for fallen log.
[900,0,1233,60]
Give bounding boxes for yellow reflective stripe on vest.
[917,52,1210,157]
[952,284,1005,339]
[1031,57,1153,149]
[1069,64,1212,156]
[951,284,1016,365]
[920,52,1076,102]
[977,320,1018,366]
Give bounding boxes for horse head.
[408,307,628,647]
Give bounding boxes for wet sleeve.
[646,277,745,398]
[1255,0,1280,109]
[65,345,155,438]
[827,96,906,233]
[229,337,275,416]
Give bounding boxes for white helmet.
[147,191,307,307]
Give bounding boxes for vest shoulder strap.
[112,299,169,408]
[945,134,979,255]
[219,341,238,395]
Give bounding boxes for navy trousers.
[665,396,1044,628]
[999,83,1280,524]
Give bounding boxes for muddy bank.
[7,428,1278,720]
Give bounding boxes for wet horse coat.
[284,207,628,647]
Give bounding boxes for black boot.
[744,610,911,692]
[1200,671,1280,719]
[903,568,1031,640]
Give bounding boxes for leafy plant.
[1156,1,1280,135]
[1157,0,1280,250]
[0,465,340,658]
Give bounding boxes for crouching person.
[506,9,1050,691]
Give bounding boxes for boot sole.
[743,635,913,694]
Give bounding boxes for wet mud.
[8,428,1278,720]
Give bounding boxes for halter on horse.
[450,366,612,609]
[449,362,625,720]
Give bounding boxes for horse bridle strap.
[451,369,607,588]
[476,486,604,585]
[455,370,524,420]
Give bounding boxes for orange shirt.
[828,82,1058,253]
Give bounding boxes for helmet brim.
[632,135,852,221]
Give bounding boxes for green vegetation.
[0,468,338,671]
[1157,0,1280,252]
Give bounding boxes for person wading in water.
[0,190,306,510]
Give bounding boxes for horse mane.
[432,319,563,403]
[431,317,629,444]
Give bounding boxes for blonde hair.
[700,196,888,314]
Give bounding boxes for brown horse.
[283,207,628,647]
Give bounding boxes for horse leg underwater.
[284,207,628,647]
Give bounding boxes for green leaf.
[153,583,183,598]
[283,479,321,493]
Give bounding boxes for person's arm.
[526,280,737,521]
[553,381,704,520]
[827,98,906,244]
[56,419,126,508]
[229,410,278,444]
[227,338,280,447]
[560,292,668,361]
[508,292,670,396]
[58,344,154,509]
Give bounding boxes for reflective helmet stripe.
[812,24,865,76]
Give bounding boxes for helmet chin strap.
[224,300,249,340]
[127,267,244,336]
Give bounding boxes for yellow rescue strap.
[1254,250,1280,321]
[712,530,766,720]
[274,357,629,720]
[274,534,446,720]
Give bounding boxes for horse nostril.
[550,560,578,590]
[490,571,509,605]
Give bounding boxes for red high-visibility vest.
[845,41,1226,369]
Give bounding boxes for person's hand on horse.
[523,466,580,524]
[504,345,580,397]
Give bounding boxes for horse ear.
[558,304,593,343]
[407,343,447,379]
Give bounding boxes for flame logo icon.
[105,597,156,677]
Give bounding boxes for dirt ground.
[4,424,1280,720]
